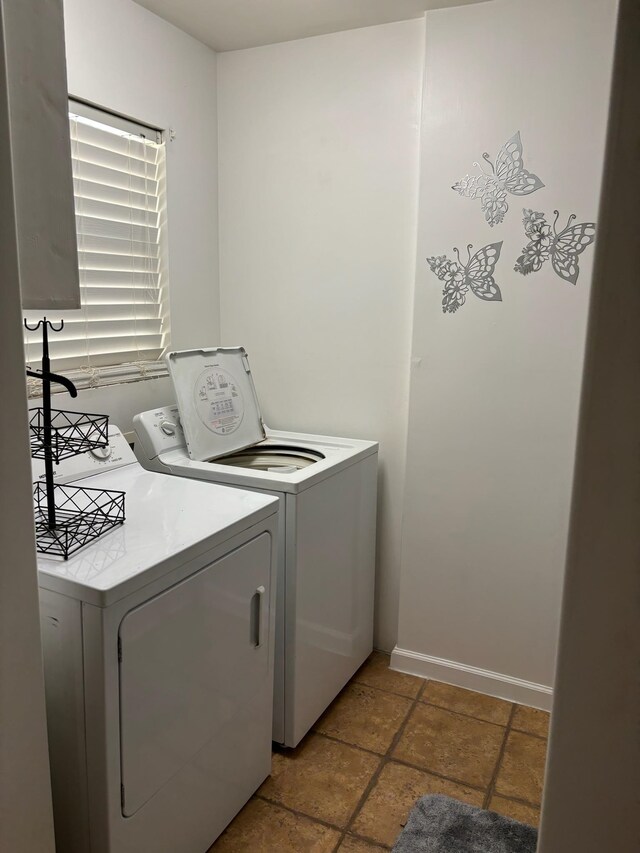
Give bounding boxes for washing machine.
[35,426,278,853]
[133,346,378,747]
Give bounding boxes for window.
[24,100,170,393]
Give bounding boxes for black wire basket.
[33,481,126,560]
[29,408,109,462]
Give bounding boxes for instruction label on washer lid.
[193,367,244,435]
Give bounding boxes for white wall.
[48,0,219,431]
[217,19,425,651]
[394,0,617,706]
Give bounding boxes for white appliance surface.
[34,428,277,606]
[134,403,376,494]
[133,402,378,747]
[37,426,278,853]
[118,533,271,818]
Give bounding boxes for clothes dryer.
[35,426,278,853]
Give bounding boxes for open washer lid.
[167,347,266,462]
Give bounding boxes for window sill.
[26,361,169,398]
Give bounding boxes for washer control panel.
[133,406,187,461]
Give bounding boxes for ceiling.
[133,0,488,52]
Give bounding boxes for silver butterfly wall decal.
[452,132,544,227]
[514,209,596,284]
[427,242,503,314]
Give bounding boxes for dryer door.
[118,533,272,817]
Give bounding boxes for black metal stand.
[26,318,125,560]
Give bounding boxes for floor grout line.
[380,754,489,796]
[419,699,510,728]
[312,729,389,757]
[483,703,516,810]
[509,727,549,741]
[487,793,544,809]
[342,829,392,850]
[350,678,424,702]
[254,792,344,834]
[330,676,428,851]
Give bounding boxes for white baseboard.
[390,646,553,711]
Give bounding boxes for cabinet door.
[118,533,271,817]
[2,0,79,309]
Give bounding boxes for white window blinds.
[24,103,170,390]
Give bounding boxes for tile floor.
[210,652,550,852]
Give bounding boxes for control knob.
[90,444,112,460]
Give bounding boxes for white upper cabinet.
[3,0,79,310]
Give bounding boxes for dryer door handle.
[250,585,266,648]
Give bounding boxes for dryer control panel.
[133,405,187,461]
[31,426,136,485]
